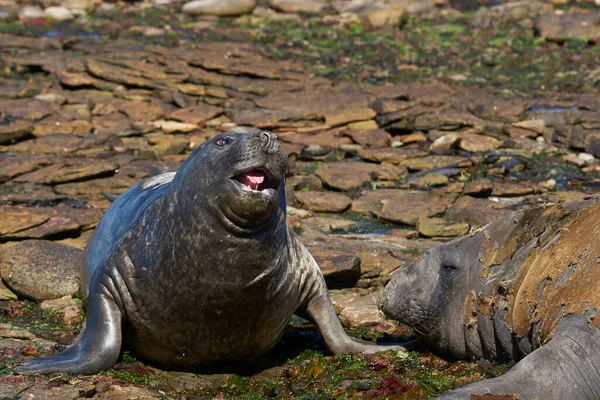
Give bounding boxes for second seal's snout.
[260,131,279,152]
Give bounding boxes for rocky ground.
[1,0,600,398]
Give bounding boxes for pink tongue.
[240,171,265,190]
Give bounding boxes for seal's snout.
[260,131,279,153]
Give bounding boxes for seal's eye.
[441,264,459,272]
[215,138,231,147]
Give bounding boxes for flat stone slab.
[0,240,82,300]
[316,161,407,191]
[294,191,352,213]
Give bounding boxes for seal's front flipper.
[293,237,411,355]
[298,290,412,355]
[437,316,600,400]
[15,290,122,375]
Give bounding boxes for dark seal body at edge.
[381,197,600,399]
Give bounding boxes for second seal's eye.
[216,138,231,147]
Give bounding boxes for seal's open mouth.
[232,168,278,192]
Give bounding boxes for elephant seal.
[381,197,600,399]
[16,130,406,375]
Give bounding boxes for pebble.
[44,6,74,21]
[182,0,257,16]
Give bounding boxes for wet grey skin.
[380,198,600,400]
[15,130,408,375]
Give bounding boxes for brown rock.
[0,206,102,240]
[0,240,82,300]
[281,130,353,148]
[536,9,600,43]
[459,133,503,152]
[375,190,456,226]
[40,295,83,325]
[16,385,81,400]
[168,104,223,125]
[325,108,376,127]
[0,155,52,183]
[310,249,361,286]
[269,0,327,13]
[445,195,518,226]
[14,160,118,184]
[0,208,48,236]
[364,4,408,28]
[0,323,35,340]
[57,70,117,90]
[0,99,60,121]
[316,161,407,191]
[254,85,374,122]
[32,119,92,137]
[95,384,161,399]
[343,129,390,148]
[406,173,449,189]
[119,101,166,123]
[429,133,460,154]
[357,145,428,163]
[0,280,18,300]
[295,191,352,213]
[400,132,427,144]
[331,290,383,327]
[86,58,162,90]
[464,179,493,197]
[0,121,34,144]
[417,217,469,237]
[491,181,537,197]
[396,155,470,171]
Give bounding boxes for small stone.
[417,217,469,238]
[401,132,427,144]
[514,120,545,133]
[286,206,312,219]
[464,179,493,197]
[0,121,34,145]
[0,280,18,300]
[365,4,407,28]
[347,120,378,130]
[0,5,19,22]
[406,173,449,189]
[564,153,587,167]
[43,6,74,21]
[177,84,206,96]
[40,296,83,325]
[430,133,460,154]
[459,133,502,152]
[331,291,383,328]
[182,0,256,16]
[539,178,557,191]
[578,152,595,163]
[295,191,352,213]
[325,108,376,128]
[269,0,327,13]
[34,93,65,103]
[19,6,44,19]
[343,129,390,147]
[0,323,35,340]
[153,120,199,134]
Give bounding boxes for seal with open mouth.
[16,130,407,375]
[380,197,600,399]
